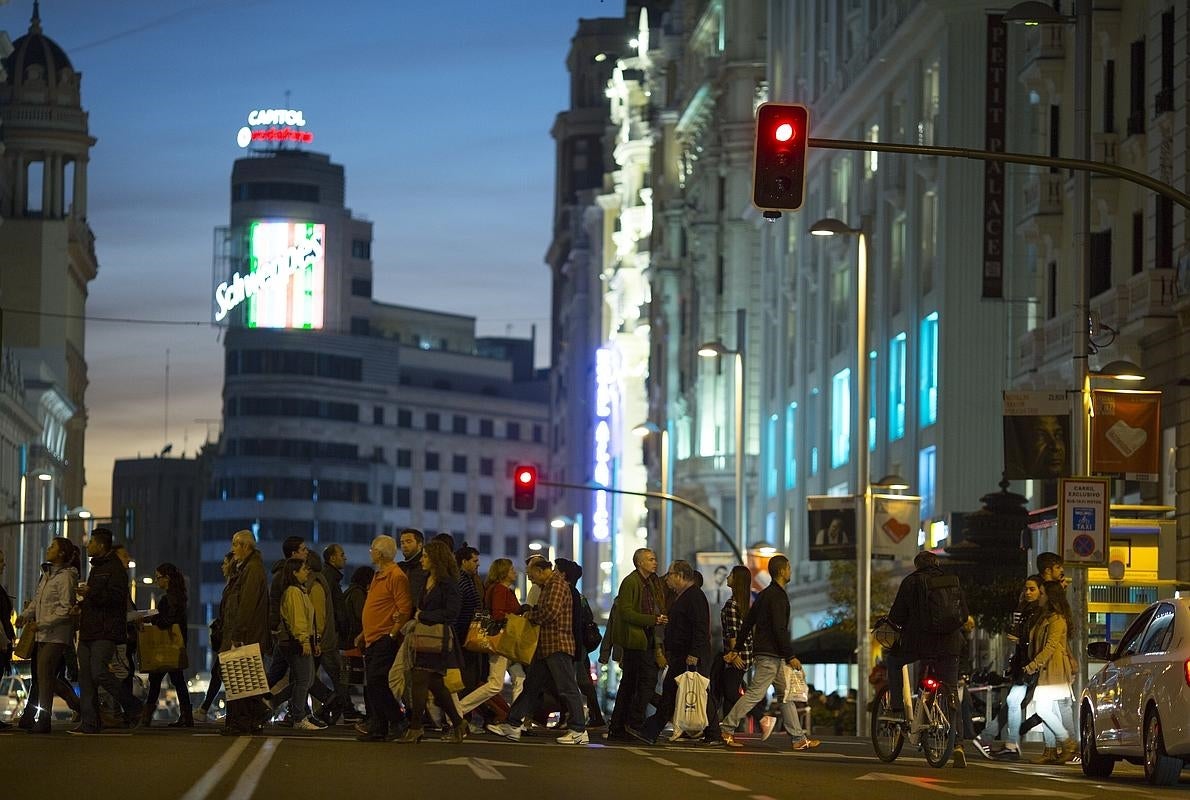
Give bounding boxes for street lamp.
[810,215,873,734]
[633,420,672,565]
[550,513,584,574]
[1005,0,1093,692]
[697,308,747,557]
[1092,360,1145,382]
[872,474,911,492]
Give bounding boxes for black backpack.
[580,595,603,653]
[920,573,965,635]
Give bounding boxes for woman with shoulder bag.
[1024,581,1076,764]
[280,557,325,731]
[397,541,465,744]
[141,563,194,727]
[455,558,524,729]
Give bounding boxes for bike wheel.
[871,687,905,762]
[920,689,956,768]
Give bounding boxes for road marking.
[856,772,1090,798]
[708,779,748,791]
[226,738,279,800]
[427,757,528,780]
[648,757,679,766]
[750,796,779,800]
[675,767,709,778]
[178,736,252,800]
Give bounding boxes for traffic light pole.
[538,478,744,564]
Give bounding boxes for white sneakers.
[556,730,590,745]
[486,722,524,741]
[759,716,777,740]
[295,717,328,731]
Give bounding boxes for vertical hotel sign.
[982,14,1007,298]
[591,347,615,542]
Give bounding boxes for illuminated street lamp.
[697,308,747,557]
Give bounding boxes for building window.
[452,415,467,434]
[1128,40,1145,135]
[479,419,494,437]
[1132,212,1143,274]
[479,458,494,477]
[1089,230,1112,297]
[478,534,492,555]
[504,535,519,556]
[808,389,819,475]
[382,484,394,506]
[889,333,907,440]
[1157,10,1174,113]
[533,425,543,443]
[889,214,905,317]
[373,406,384,425]
[479,495,493,515]
[1103,60,1115,134]
[506,422,521,441]
[919,445,937,519]
[1156,196,1173,270]
[397,409,412,428]
[350,317,370,336]
[452,454,467,474]
[765,414,778,497]
[351,239,371,259]
[426,413,440,431]
[396,487,411,508]
[920,190,937,295]
[451,492,466,514]
[785,402,797,489]
[424,490,439,511]
[371,446,385,464]
[351,278,372,298]
[396,449,412,468]
[831,369,851,469]
[1047,262,1058,319]
[425,452,440,471]
[919,312,939,427]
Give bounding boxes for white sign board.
[1058,477,1110,565]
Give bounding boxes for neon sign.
[592,347,615,542]
[236,108,314,148]
[214,221,325,329]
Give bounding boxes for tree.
[823,560,902,634]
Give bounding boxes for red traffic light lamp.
[513,465,538,511]
[752,102,810,216]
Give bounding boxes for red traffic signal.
[752,102,810,212]
[513,465,538,511]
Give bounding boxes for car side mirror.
[1087,641,1113,661]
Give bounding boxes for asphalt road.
[0,723,1182,800]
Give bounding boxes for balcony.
[1017,25,1065,96]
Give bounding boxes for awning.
[789,624,856,664]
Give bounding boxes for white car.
[1080,597,1190,786]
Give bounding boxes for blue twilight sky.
[1,0,620,514]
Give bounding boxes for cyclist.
[885,550,971,768]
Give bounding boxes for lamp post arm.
[539,478,745,563]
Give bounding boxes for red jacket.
[485,582,520,621]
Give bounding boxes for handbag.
[872,615,901,649]
[217,642,269,701]
[138,624,189,672]
[14,625,35,660]
[411,622,449,654]
[783,664,809,704]
[492,613,539,664]
[580,596,602,653]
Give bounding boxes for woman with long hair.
[279,556,324,731]
[16,537,82,733]
[1024,580,1076,764]
[195,552,234,723]
[142,563,194,727]
[719,565,765,731]
[396,540,465,743]
[455,558,524,729]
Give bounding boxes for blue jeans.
[508,652,586,733]
[722,655,808,741]
[78,639,140,730]
[980,683,1028,746]
[289,651,314,722]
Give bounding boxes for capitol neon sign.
[214,221,325,329]
[236,108,314,148]
[591,347,615,542]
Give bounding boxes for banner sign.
[982,13,1007,298]
[1002,391,1071,479]
[807,496,857,562]
[872,495,921,561]
[1058,477,1109,565]
[1090,390,1161,480]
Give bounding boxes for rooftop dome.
[3,2,75,90]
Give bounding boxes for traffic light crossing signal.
[752,102,809,212]
[513,465,537,511]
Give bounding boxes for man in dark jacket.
[720,555,819,751]
[397,528,428,608]
[886,550,971,767]
[636,560,721,745]
[72,528,143,734]
[221,529,270,735]
[321,544,356,720]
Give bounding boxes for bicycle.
[871,661,956,767]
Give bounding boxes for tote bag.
[138,624,188,672]
[218,643,269,701]
[492,613,538,664]
[672,669,710,736]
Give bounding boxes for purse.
[411,622,449,654]
[138,624,188,672]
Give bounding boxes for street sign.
[1058,477,1110,565]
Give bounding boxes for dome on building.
[3,2,75,91]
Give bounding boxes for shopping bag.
[138,624,188,672]
[783,664,809,704]
[388,634,412,699]
[492,614,538,664]
[444,667,465,693]
[13,625,35,660]
[672,669,710,736]
[218,643,269,701]
[464,617,501,654]
[411,622,449,653]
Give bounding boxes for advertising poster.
[1058,477,1109,565]
[872,495,921,561]
[1090,390,1161,481]
[1002,391,1071,479]
[695,551,736,608]
[807,496,857,562]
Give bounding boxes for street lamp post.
[810,215,872,735]
[698,308,747,557]
[632,421,671,565]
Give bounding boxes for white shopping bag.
[672,669,710,736]
[782,664,809,704]
[219,643,270,701]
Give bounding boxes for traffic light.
[512,465,538,511]
[752,102,810,212]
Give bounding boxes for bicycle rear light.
[920,676,941,693]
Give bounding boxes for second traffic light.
[752,102,810,212]
[512,465,538,511]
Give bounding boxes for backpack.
[920,573,965,635]
[580,595,603,653]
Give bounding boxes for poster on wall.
[871,495,921,561]
[1090,390,1161,481]
[807,496,858,562]
[1002,391,1071,479]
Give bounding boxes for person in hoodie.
[16,537,82,733]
